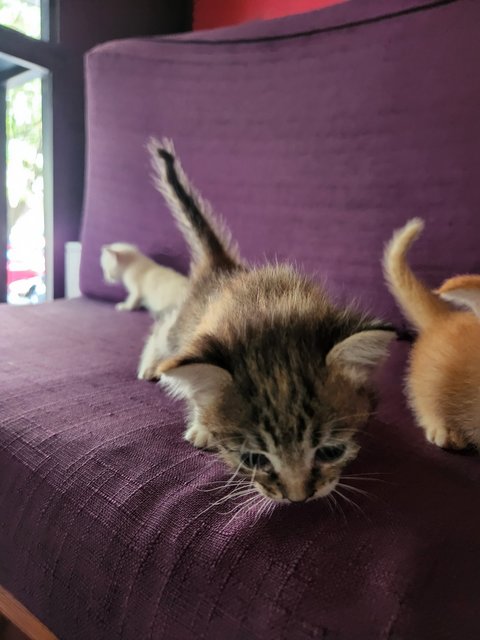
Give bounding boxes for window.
[0,0,42,39]
[1,1,188,303]
[6,75,45,303]
[1,0,50,303]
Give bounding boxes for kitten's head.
[101,243,139,283]
[157,317,394,503]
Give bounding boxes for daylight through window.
[0,0,42,39]
[6,76,45,304]
[1,0,47,304]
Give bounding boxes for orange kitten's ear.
[436,275,480,317]
[156,358,233,406]
[326,329,395,384]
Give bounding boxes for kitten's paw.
[425,425,468,450]
[425,425,449,448]
[444,429,469,450]
[115,302,130,311]
[137,365,160,381]
[184,424,215,449]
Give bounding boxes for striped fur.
[140,139,395,503]
[148,137,240,276]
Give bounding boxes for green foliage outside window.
[0,0,41,39]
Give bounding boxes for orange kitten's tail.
[437,274,480,317]
[148,137,241,274]
[383,218,451,331]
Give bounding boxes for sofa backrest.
[80,0,480,322]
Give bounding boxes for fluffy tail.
[383,218,451,331]
[148,137,240,273]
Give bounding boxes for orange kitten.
[101,243,189,314]
[384,219,480,450]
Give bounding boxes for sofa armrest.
[0,586,57,640]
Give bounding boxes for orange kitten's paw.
[425,424,449,448]
[425,425,468,450]
[184,423,215,449]
[443,429,469,451]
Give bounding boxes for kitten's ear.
[156,357,233,406]
[326,329,395,384]
[437,275,480,318]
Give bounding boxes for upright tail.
[148,137,241,273]
[383,218,451,331]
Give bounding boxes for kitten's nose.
[285,485,314,503]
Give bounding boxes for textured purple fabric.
[1,299,480,640]
[80,0,480,320]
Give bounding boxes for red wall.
[194,0,345,30]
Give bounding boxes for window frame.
[0,0,57,302]
[1,0,194,303]
[0,0,83,301]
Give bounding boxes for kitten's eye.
[315,444,346,463]
[241,452,271,469]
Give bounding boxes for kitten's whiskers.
[223,494,264,529]
[337,482,373,500]
[334,486,370,522]
[329,491,347,524]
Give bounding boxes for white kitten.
[100,242,189,314]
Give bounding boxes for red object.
[194,0,345,30]
[7,269,37,285]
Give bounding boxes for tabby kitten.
[139,139,395,502]
[384,219,480,450]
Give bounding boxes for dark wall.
[50,0,192,297]
[56,0,192,51]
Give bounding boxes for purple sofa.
[2,0,480,638]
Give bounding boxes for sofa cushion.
[80,0,480,322]
[1,299,480,639]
